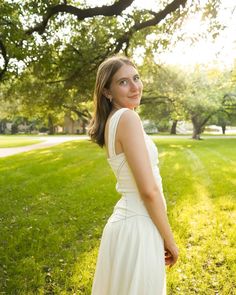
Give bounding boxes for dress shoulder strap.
[108,108,130,158]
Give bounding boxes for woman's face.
[105,64,143,110]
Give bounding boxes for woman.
[88,55,178,295]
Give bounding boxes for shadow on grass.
[0,140,120,293]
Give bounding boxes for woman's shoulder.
[119,108,141,122]
[108,108,139,124]
[118,109,142,132]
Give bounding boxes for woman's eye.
[120,80,127,85]
[134,76,140,81]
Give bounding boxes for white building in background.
[176,121,193,134]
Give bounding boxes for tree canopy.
[1,0,235,137]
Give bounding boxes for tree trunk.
[0,120,6,134]
[170,120,178,134]
[48,114,54,135]
[192,127,201,139]
[82,120,86,134]
[191,118,202,140]
[221,124,226,134]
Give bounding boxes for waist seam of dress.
[109,213,150,223]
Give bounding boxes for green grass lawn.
[0,136,43,148]
[0,138,235,294]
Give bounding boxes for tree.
[183,67,234,139]
[138,60,236,139]
[211,92,236,133]
[139,54,187,134]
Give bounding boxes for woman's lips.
[128,94,140,99]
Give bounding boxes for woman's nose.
[130,80,138,91]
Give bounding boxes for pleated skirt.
[91,214,166,295]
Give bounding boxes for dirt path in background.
[0,135,235,158]
[0,136,89,158]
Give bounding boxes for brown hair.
[88,55,136,147]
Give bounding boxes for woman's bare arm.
[117,110,178,266]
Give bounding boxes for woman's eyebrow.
[116,74,139,83]
[116,77,128,82]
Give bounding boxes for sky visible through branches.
[86,0,236,69]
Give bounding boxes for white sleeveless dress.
[91,108,167,295]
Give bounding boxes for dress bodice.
[107,108,165,199]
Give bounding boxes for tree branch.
[26,0,134,35]
[63,104,91,121]
[223,92,236,103]
[114,0,187,53]
[201,112,215,126]
[0,39,9,81]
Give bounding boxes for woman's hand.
[164,240,179,268]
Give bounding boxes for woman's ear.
[103,88,111,99]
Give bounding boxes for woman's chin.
[130,100,141,109]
